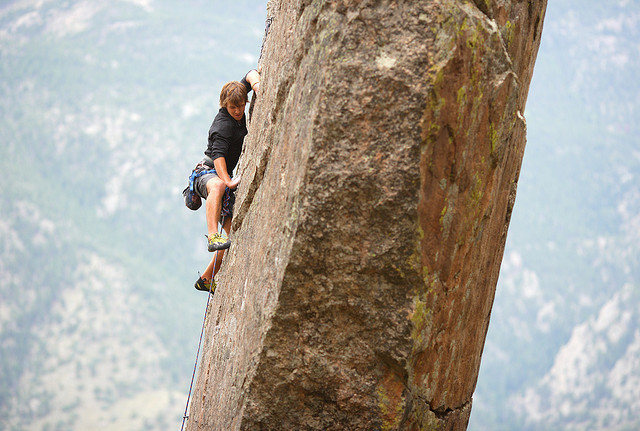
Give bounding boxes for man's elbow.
[246,69,260,88]
[211,153,225,163]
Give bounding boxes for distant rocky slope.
[186,0,546,430]
[471,1,640,429]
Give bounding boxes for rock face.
[185,0,546,430]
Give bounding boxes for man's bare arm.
[213,157,240,189]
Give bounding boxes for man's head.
[220,81,248,121]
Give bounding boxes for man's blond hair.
[220,81,248,108]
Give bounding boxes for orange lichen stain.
[377,371,406,431]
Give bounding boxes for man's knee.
[206,177,226,197]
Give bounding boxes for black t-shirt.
[204,77,253,176]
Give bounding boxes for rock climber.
[189,68,261,293]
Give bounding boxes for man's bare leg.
[205,176,226,238]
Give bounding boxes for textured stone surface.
[185,0,546,430]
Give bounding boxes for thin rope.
[180,216,225,431]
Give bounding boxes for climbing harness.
[183,161,236,218]
[189,168,217,194]
[180,217,225,431]
[183,167,217,211]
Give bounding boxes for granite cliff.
[186,0,546,429]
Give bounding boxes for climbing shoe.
[194,277,216,293]
[207,232,230,251]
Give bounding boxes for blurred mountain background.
[470,0,640,430]
[0,1,265,429]
[0,0,637,430]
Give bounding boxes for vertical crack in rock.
[185,1,547,430]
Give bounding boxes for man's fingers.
[229,177,240,189]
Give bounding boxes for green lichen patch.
[502,19,515,47]
[406,396,443,431]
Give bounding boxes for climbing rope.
[180,217,225,431]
